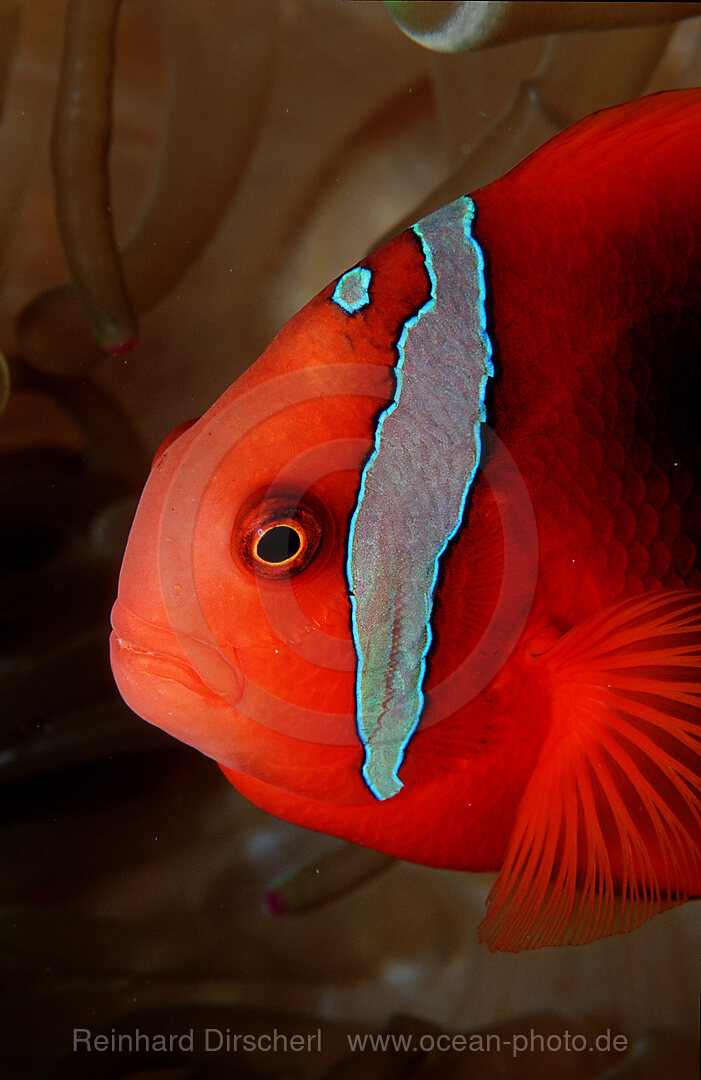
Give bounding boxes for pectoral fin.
[480,590,701,951]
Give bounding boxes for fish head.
[110,230,434,804]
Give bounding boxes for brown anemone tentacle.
[0,0,48,270]
[266,845,395,915]
[385,0,701,52]
[50,0,136,355]
[17,1,275,377]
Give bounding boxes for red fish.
[111,90,701,950]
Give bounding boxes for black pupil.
[257,525,301,564]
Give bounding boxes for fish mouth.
[109,600,370,804]
[109,599,250,769]
[110,630,221,705]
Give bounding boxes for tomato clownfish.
[111,90,701,951]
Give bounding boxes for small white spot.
[383,961,419,988]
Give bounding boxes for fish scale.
[477,135,700,612]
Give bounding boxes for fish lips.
[109,600,248,767]
[109,600,371,805]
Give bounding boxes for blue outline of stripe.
[346,196,493,800]
[332,266,373,314]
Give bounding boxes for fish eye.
[255,525,301,564]
[235,495,326,579]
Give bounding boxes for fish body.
[111,90,701,949]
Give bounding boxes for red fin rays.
[480,591,701,952]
